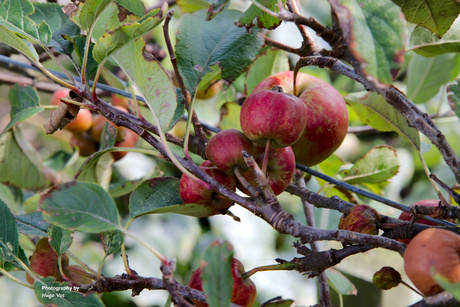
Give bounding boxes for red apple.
[240,87,307,148]
[112,127,139,161]
[51,89,93,134]
[64,108,93,134]
[188,258,257,307]
[62,265,94,284]
[179,160,236,212]
[404,228,460,296]
[50,89,70,106]
[205,129,254,173]
[237,145,296,196]
[397,199,454,244]
[338,204,381,235]
[251,71,348,166]
[26,238,69,284]
[111,93,130,109]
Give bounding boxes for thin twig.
[295,171,332,307]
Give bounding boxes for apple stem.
[65,250,99,277]
[233,165,259,196]
[400,280,425,297]
[242,262,300,280]
[262,139,271,176]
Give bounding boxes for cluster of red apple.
[180,71,348,212]
[339,200,460,297]
[50,90,138,160]
[26,238,94,285]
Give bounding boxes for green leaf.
[63,34,99,80]
[75,149,114,190]
[447,78,460,119]
[195,65,221,96]
[393,0,460,37]
[0,129,49,190]
[326,268,357,295]
[45,150,78,172]
[332,0,406,86]
[176,9,264,94]
[111,38,178,131]
[115,0,146,17]
[0,184,22,214]
[69,0,113,34]
[201,240,234,307]
[219,102,242,131]
[150,203,220,217]
[176,0,210,14]
[109,178,148,198]
[3,84,43,133]
[48,225,72,256]
[0,24,38,62]
[244,48,289,95]
[0,198,19,268]
[345,92,420,150]
[101,230,123,256]
[407,17,460,57]
[129,177,223,218]
[0,0,51,45]
[98,122,117,149]
[236,0,283,30]
[34,277,105,307]
[40,181,120,233]
[15,211,49,236]
[344,145,399,184]
[407,53,460,104]
[30,3,81,55]
[92,7,165,63]
[129,177,183,219]
[433,273,460,301]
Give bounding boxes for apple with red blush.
[179,160,236,213]
[205,129,254,174]
[398,199,455,244]
[187,257,257,307]
[240,86,307,149]
[250,71,348,167]
[51,89,92,134]
[237,144,296,196]
[26,237,69,284]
